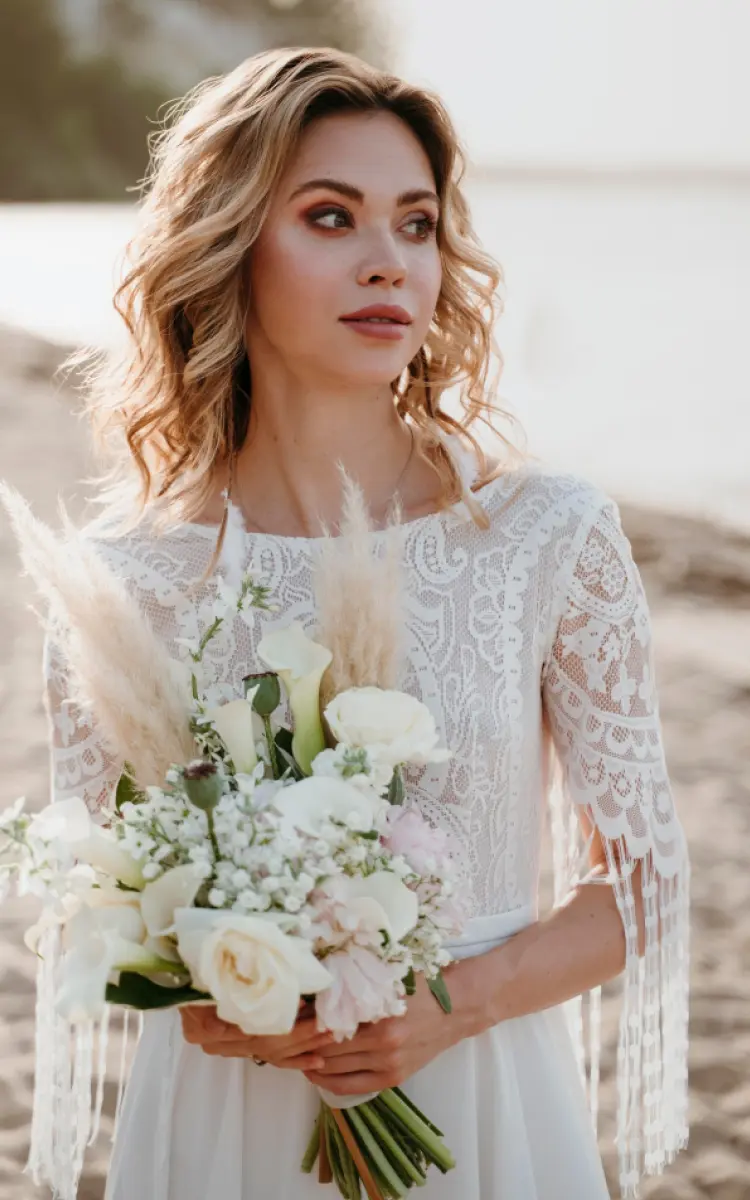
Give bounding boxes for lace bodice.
[41,443,690,1198]
[45,452,684,918]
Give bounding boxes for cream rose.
[324,687,452,772]
[173,908,332,1035]
[272,775,385,837]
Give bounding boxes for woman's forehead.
[282,111,436,198]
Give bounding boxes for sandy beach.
[0,322,748,1199]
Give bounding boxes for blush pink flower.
[383,808,451,875]
[315,944,407,1040]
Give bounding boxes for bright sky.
[392,0,750,168]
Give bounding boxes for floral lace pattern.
[42,442,690,1197]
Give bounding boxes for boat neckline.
[178,470,514,547]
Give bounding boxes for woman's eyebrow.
[288,177,439,206]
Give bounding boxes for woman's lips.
[339,317,409,341]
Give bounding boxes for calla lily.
[70,831,146,890]
[56,903,179,1022]
[337,871,419,942]
[140,863,209,939]
[257,624,333,775]
[272,776,382,837]
[207,687,260,774]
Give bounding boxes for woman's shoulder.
[466,451,620,530]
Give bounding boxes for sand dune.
[0,323,748,1199]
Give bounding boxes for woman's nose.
[356,237,407,288]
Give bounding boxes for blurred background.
[0,2,748,1198]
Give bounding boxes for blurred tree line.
[0,0,167,200]
[0,0,386,202]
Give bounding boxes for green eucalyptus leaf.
[274,726,295,756]
[115,765,143,812]
[427,970,452,1014]
[388,765,406,806]
[105,971,210,1010]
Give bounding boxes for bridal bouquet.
[0,481,466,1200]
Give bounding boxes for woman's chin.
[329,352,415,390]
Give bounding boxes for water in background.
[0,176,747,529]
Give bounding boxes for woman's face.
[245,110,443,390]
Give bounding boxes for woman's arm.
[304,858,639,1097]
[450,856,642,1036]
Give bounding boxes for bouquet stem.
[301,1090,455,1198]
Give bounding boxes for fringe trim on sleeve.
[25,924,139,1199]
[548,777,691,1199]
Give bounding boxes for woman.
[43,47,689,1200]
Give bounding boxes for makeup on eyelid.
[303,205,438,240]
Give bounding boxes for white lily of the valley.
[207,685,260,774]
[257,623,333,775]
[272,775,383,837]
[29,796,146,890]
[174,907,332,1035]
[336,871,419,943]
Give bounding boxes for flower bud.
[182,760,223,812]
[243,672,281,717]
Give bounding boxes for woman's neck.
[222,393,441,538]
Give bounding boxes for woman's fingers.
[307,1053,374,1076]
[253,1025,334,1061]
[204,1043,327,1070]
[180,1005,234,1045]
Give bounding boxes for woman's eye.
[402,214,438,240]
[307,207,351,230]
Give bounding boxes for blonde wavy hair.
[70,46,523,543]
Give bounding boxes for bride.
[41,46,689,1200]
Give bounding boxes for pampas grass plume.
[312,466,408,709]
[0,483,195,792]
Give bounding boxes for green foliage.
[0,0,387,201]
[0,0,169,200]
[105,971,210,1010]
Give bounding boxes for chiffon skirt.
[104,905,610,1200]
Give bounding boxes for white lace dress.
[40,446,690,1200]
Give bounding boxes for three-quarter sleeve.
[542,489,690,1199]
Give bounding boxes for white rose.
[272,776,384,837]
[173,908,332,1035]
[324,688,452,772]
[328,871,419,944]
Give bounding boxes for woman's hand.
[180,1000,335,1071]
[302,972,468,1097]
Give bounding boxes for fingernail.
[314,1058,325,1070]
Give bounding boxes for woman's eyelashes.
[303,205,438,240]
